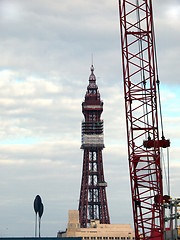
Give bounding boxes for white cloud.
[0,1,22,21]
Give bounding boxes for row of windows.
[83,237,135,240]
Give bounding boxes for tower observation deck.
[78,65,110,228]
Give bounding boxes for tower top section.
[87,64,98,93]
[81,65,104,149]
[84,65,102,106]
[88,65,97,89]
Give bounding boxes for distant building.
[57,210,135,240]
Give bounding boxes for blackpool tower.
[78,65,110,228]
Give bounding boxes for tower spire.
[90,64,94,74]
[91,53,93,66]
[87,65,98,96]
[78,65,110,228]
[89,65,96,82]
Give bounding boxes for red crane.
[118,0,170,239]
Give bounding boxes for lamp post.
[34,195,44,237]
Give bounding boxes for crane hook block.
[143,138,170,149]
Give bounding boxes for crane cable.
[167,147,170,196]
[151,1,170,196]
[151,2,164,138]
[136,0,170,198]
[136,0,154,204]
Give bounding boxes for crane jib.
[118,0,170,239]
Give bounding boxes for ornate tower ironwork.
[78,65,110,228]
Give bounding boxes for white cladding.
[82,134,104,145]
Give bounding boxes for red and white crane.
[118,0,170,239]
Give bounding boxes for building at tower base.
[58,210,135,240]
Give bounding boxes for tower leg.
[79,148,110,228]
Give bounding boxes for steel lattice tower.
[78,65,110,228]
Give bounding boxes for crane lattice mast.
[118,0,170,239]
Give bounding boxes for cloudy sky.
[0,0,179,237]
